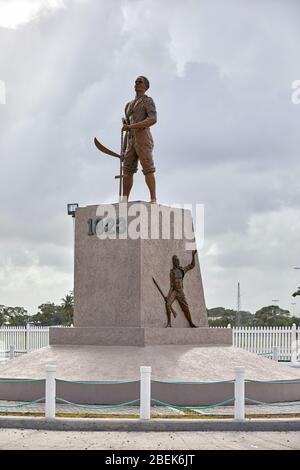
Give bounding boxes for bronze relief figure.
[153,251,198,328]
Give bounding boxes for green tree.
[207,307,253,327]
[61,291,74,326]
[0,306,30,326]
[253,305,291,326]
[30,303,67,326]
[290,316,300,327]
[0,305,6,326]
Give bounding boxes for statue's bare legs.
[122,173,157,204]
[122,174,133,200]
[145,173,156,203]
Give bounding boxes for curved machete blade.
[94,137,120,159]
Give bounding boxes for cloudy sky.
[1,0,300,315]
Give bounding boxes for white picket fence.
[0,324,299,362]
[0,325,49,356]
[232,324,299,361]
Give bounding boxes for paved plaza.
[0,428,299,450]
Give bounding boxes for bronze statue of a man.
[165,251,198,328]
[122,76,157,203]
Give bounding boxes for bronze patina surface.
[164,250,198,328]
[122,76,157,203]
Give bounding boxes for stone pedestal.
[50,326,232,346]
[50,201,231,346]
[5,202,300,407]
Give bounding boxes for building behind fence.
[0,324,299,361]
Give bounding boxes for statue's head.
[135,76,150,93]
[172,255,180,267]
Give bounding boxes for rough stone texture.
[50,327,145,346]
[50,326,232,346]
[143,327,231,345]
[73,202,208,330]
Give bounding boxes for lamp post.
[67,204,79,302]
[271,299,280,319]
[292,267,300,298]
[67,203,79,236]
[291,302,296,316]
[293,267,300,281]
[67,203,79,218]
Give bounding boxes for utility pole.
[271,299,280,319]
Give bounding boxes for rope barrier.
[257,352,273,356]
[0,397,45,408]
[0,378,44,383]
[56,397,140,409]
[246,379,300,384]
[56,379,140,385]
[151,397,234,410]
[0,377,299,385]
[151,380,233,385]
[245,397,300,407]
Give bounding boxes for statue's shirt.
[125,95,157,153]
[170,267,185,291]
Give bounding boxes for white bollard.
[9,345,15,360]
[272,346,279,362]
[140,366,151,420]
[234,366,245,421]
[45,364,56,419]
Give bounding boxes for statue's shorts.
[123,144,156,176]
[166,289,189,310]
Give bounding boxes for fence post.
[234,366,245,421]
[140,366,151,420]
[26,323,30,353]
[291,323,297,364]
[45,364,56,419]
[9,344,15,360]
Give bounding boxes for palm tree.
[61,292,74,326]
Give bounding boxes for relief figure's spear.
[152,277,178,319]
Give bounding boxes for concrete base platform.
[49,326,232,346]
[0,345,300,405]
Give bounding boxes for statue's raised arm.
[183,250,197,274]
